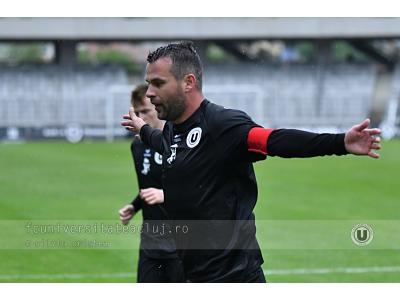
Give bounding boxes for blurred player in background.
[118,84,185,283]
[122,42,382,282]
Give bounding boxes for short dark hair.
[147,41,203,90]
[131,84,148,106]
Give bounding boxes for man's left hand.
[345,118,381,158]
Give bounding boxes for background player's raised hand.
[121,107,146,134]
[140,188,164,205]
[119,204,135,225]
[344,118,381,159]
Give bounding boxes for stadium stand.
[0,62,380,139]
[203,63,377,130]
[0,65,129,129]
[380,64,400,138]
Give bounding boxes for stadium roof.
[1,18,400,40]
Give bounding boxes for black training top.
[140,99,348,282]
[130,137,178,259]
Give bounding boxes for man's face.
[145,57,186,121]
[133,96,160,129]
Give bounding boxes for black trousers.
[137,251,186,283]
[186,267,266,283]
[240,267,266,283]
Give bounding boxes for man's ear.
[183,74,197,92]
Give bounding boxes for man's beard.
[157,92,186,122]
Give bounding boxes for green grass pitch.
[0,139,399,282]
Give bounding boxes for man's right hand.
[121,107,146,134]
[119,204,135,225]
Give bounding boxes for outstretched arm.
[248,119,381,159]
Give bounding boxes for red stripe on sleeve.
[247,127,274,156]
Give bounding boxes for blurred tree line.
[0,43,140,75]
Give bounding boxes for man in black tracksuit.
[119,84,184,283]
[121,42,382,282]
